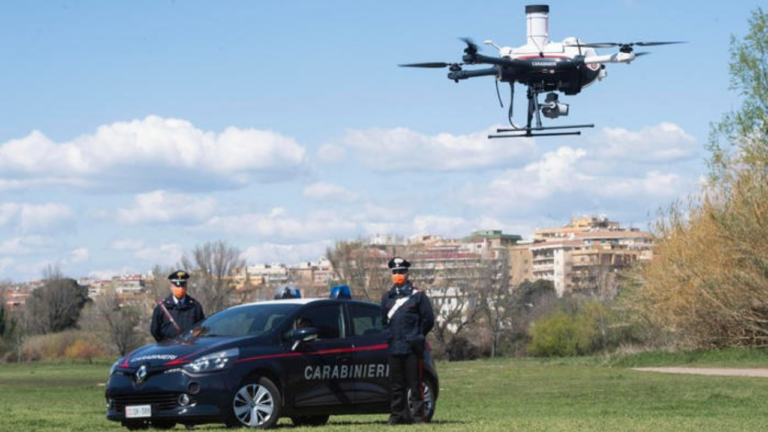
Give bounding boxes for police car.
[105,288,439,429]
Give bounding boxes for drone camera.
[541,93,569,119]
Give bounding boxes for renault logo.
[135,364,148,384]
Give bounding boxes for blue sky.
[0,0,757,282]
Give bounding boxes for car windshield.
[189,303,299,338]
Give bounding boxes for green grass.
[2,354,768,431]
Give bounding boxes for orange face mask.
[392,274,407,286]
[172,286,187,299]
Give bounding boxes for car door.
[346,302,390,406]
[282,302,355,408]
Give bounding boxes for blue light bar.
[330,285,351,299]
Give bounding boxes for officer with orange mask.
[150,270,206,342]
[381,257,434,425]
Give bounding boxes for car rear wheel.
[290,415,330,427]
[407,378,436,422]
[231,377,282,429]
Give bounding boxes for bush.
[19,330,106,362]
[64,339,101,363]
[528,311,588,357]
[444,336,480,361]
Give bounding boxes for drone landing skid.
[488,123,595,139]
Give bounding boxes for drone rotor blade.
[459,37,480,54]
[577,42,620,48]
[399,62,453,68]
[634,51,651,57]
[635,41,686,47]
[578,41,685,49]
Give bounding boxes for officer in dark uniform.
[381,257,435,425]
[150,270,206,342]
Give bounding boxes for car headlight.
[109,359,122,376]
[183,348,239,373]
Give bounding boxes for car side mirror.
[291,327,319,351]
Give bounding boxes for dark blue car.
[105,297,439,429]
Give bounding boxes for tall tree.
[24,268,89,334]
[181,240,245,315]
[707,8,768,183]
[79,289,143,356]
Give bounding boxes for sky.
[0,0,758,282]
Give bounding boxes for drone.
[400,4,683,138]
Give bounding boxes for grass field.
[2,352,768,431]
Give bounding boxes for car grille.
[111,393,179,412]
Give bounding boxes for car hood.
[119,335,256,368]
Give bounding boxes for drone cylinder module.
[526,5,550,49]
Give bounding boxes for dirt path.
[633,367,768,378]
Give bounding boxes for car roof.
[228,297,378,310]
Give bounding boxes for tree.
[24,268,89,334]
[326,240,393,301]
[79,288,143,356]
[632,9,768,348]
[181,240,245,315]
[476,249,514,358]
[707,8,768,184]
[0,302,6,338]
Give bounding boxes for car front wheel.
[231,377,281,429]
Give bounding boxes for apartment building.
[530,216,653,296]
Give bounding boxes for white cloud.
[202,208,358,242]
[19,203,75,234]
[68,248,89,264]
[135,243,184,267]
[316,144,346,163]
[461,134,699,220]
[117,190,217,225]
[340,127,537,172]
[303,182,359,202]
[0,203,75,234]
[0,116,310,191]
[111,239,144,251]
[0,236,57,255]
[412,215,468,235]
[241,241,333,266]
[591,122,698,163]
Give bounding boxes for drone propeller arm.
[463,53,515,67]
[447,66,499,82]
[583,52,637,65]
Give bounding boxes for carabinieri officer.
[381,257,435,425]
[150,270,205,342]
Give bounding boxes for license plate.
[125,404,152,418]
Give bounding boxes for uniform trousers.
[388,352,425,423]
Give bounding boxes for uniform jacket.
[150,294,205,342]
[381,281,435,355]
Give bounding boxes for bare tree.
[181,240,245,315]
[24,267,89,334]
[79,289,143,356]
[326,240,393,301]
[476,250,514,358]
[417,254,487,360]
